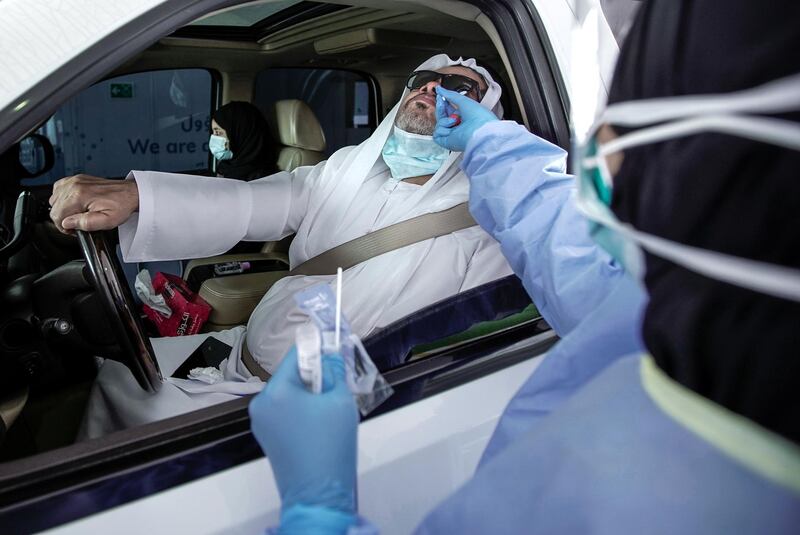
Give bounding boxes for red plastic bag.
[142,272,211,337]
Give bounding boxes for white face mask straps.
[601,73,800,126]
[594,72,800,159]
[602,216,800,303]
[577,72,800,303]
[598,114,800,159]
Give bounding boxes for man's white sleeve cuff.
[118,170,155,263]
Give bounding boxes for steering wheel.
[77,230,162,392]
[0,191,34,261]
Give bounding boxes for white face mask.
[381,127,450,180]
[576,73,800,302]
[209,134,233,161]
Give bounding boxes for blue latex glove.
[433,86,498,152]
[249,347,359,533]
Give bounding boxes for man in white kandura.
[49,54,513,436]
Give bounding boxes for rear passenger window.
[254,68,377,155]
[25,69,215,185]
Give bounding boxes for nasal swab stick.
[335,267,342,350]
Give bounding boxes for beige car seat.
[260,99,328,254]
[271,99,327,171]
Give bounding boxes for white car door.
[45,348,549,535]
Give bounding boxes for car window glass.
[600,0,641,45]
[253,68,376,156]
[24,69,213,185]
[189,0,302,26]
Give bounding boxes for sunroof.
[173,1,346,41]
[190,0,304,27]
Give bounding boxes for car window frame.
[0,0,246,155]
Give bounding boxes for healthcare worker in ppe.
[249,1,800,533]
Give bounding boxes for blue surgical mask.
[381,127,450,180]
[576,73,800,302]
[209,134,233,161]
[577,134,646,279]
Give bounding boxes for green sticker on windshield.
[110,83,134,99]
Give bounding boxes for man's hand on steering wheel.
[49,174,140,234]
[46,174,160,391]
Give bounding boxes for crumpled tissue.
[189,367,224,385]
[135,269,172,317]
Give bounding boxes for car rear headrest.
[273,99,326,152]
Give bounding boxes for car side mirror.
[17,133,55,178]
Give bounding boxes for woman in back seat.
[210,101,278,181]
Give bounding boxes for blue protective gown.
[416,353,800,534]
[463,122,625,337]
[459,121,646,463]
[410,122,800,533]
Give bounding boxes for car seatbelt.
[242,344,271,381]
[289,202,477,276]
[241,202,478,381]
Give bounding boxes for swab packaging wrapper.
[294,283,393,415]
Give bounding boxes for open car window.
[0,0,564,451]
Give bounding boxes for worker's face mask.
[381,127,450,180]
[209,134,233,161]
[576,73,800,302]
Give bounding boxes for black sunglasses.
[405,70,483,101]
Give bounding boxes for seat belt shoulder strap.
[290,202,476,276]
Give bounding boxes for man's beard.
[394,100,435,135]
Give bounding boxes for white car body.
[0,1,620,533]
[47,352,545,535]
